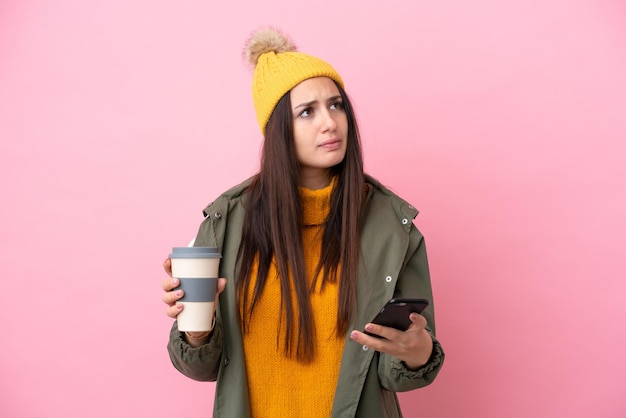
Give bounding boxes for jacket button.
[402,218,409,225]
[385,276,392,283]
[362,345,369,351]
[224,357,229,366]
[214,212,222,219]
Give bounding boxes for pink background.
[1,0,625,417]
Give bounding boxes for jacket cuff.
[170,320,222,357]
[167,320,223,381]
[392,336,445,380]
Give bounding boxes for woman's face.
[290,77,348,189]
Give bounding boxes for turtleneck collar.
[299,177,336,226]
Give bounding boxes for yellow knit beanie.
[244,27,344,134]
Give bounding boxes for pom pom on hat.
[243,27,344,134]
[244,27,297,68]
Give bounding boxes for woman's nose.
[321,109,337,132]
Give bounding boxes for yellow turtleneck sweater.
[242,181,345,418]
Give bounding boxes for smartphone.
[364,298,430,337]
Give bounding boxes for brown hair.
[236,81,365,363]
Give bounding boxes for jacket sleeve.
[166,199,229,382]
[377,227,445,392]
[166,319,224,382]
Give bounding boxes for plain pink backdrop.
[1,0,625,417]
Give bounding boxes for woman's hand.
[161,258,184,318]
[350,313,433,370]
[160,258,227,319]
[161,258,228,347]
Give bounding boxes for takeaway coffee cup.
[169,246,222,332]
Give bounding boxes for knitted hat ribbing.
[244,28,344,134]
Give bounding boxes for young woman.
[161,27,445,418]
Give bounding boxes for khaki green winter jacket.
[167,175,445,417]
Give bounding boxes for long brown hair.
[236,81,365,363]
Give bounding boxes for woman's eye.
[330,101,344,110]
[298,108,311,118]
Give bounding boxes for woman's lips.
[319,139,341,150]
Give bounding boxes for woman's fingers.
[161,251,228,320]
[161,277,228,319]
[161,276,183,318]
[349,313,433,368]
[162,287,183,305]
[216,278,227,297]
[163,258,172,276]
[161,282,184,318]
[161,276,179,292]
[165,301,184,318]
[407,312,427,331]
